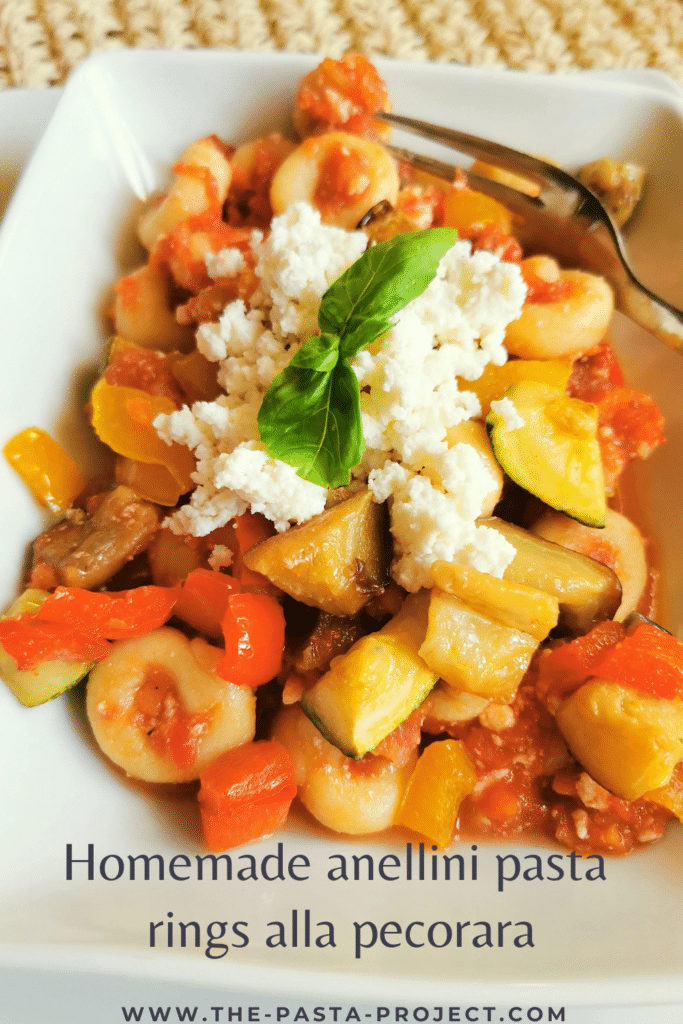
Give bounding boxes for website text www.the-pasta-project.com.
[120,1006,567,1022]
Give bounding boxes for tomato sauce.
[449,683,560,840]
[314,142,371,218]
[104,344,183,405]
[440,673,676,853]
[296,53,389,138]
[567,341,666,494]
[132,664,213,771]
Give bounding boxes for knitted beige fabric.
[1,0,683,89]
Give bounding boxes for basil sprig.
[257,227,459,488]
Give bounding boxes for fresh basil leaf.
[257,360,364,488]
[258,226,459,489]
[320,227,459,359]
[290,331,340,372]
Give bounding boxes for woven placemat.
[1,0,683,89]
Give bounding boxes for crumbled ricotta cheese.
[155,202,527,585]
[489,396,525,431]
[204,247,246,280]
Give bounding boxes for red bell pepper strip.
[591,622,683,700]
[33,585,179,639]
[174,568,240,641]
[198,740,297,850]
[0,617,111,669]
[218,592,285,687]
[0,584,178,669]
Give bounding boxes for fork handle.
[618,278,683,353]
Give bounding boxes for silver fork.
[379,111,683,355]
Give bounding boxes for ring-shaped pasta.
[505,267,614,359]
[87,627,255,783]
[270,131,400,230]
[271,704,416,835]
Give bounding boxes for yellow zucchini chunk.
[419,589,538,700]
[555,679,683,801]
[396,739,477,847]
[0,589,94,707]
[243,488,388,616]
[482,517,622,635]
[486,381,606,528]
[429,560,559,641]
[301,590,437,758]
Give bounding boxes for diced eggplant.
[481,517,622,635]
[30,485,160,590]
[357,200,417,245]
[291,611,367,673]
[429,560,559,641]
[243,488,389,616]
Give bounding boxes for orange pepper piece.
[442,186,512,236]
[592,623,683,701]
[115,456,185,507]
[3,427,85,513]
[90,378,195,493]
[218,592,285,687]
[174,568,241,641]
[396,738,477,848]
[198,740,297,851]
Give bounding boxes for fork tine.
[386,143,544,216]
[383,113,683,354]
[379,111,554,185]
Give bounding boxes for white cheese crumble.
[204,246,246,280]
[489,396,525,431]
[155,201,527,586]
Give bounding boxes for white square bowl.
[1,50,683,1006]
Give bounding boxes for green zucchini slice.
[0,589,94,707]
[486,381,606,527]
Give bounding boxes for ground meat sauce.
[432,669,676,854]
[446,683,563,841]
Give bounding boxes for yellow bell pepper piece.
[458,358,572,418]
[3,427,85,513]
[396,738,477,848]
[90,379,195,493]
